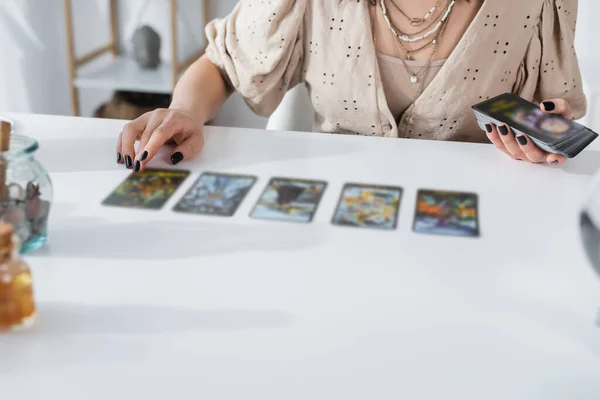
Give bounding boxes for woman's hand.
[485,98,572,165]
[117,108,204,172]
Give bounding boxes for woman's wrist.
[168,103,208,127]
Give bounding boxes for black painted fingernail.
[125,155,132,169]
[543,101,555,111]
[498,125,509,136]
[133,160,141,172]
[140,151,148,161]
[171,152,183,165]
[516,135,528,145]
[117,152,122,163]
[551,160,559,164]
[485,124,493,133]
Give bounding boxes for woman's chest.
[303,0,547,137]
[372,0,484,61]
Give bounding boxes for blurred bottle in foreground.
[581,169,600,278]
[0,223,36,331]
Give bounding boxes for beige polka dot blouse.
[205,0,586,143]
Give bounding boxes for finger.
[137,119,183,169]
[498,124,526,160]
[169,132,205,165]
[485,123,506,150]
[541,98,573,119]
[116,131,124,164]
[545,153,567,166]
[485,124,518,160]
[121,114,149,169]
[514,134,546,163]
[136,110,166,160]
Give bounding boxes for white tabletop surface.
[1,112,600,399]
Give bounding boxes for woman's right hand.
[117,108,205,171]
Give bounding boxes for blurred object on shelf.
[94,90,171,120]
[132,25,162,69]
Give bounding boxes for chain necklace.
[394,16,448,85]
[381,0,455,43]
[385,0,450,60]
[386,5,451,137]
[397,35,438,60]
[386,0,441,27]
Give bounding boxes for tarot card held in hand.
[250,178,327,223]
[413,190,479,237]
[102,169,190,210]
[332,184,403,230]
[173,172,257,216]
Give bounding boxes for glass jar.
[0,133,52,253]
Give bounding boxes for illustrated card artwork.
[332,184,403,230]
[102,169,190,210]
[413,190,479,237]
[173,172,257,216]
[250,178,327,223]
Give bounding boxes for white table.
[1,113,600,399]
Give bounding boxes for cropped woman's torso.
[206,0,586,142]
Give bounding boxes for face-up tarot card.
[250,177,327,223]
[332,183,403,230]
[102,169,190,210]
[173,172,257,216]
[413,190,479,237]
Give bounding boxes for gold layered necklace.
[380,0,451,84]
[387,0,442,27]
[381,0,456,43]
[377,0,454,136]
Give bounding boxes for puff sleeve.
[534,0,587,119]
[205,0,308,116]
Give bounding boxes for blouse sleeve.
[204,0,308,116]
[535,0,587,119]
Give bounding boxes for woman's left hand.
[485,98,572,165]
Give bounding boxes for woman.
[117,0,586,170]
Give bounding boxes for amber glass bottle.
[0,223,36,331]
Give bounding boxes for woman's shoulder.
[481,0,577,15]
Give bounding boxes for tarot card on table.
[173,172,257,216]
[250,178,327,223]
[413,190,479,237]
[102,169,190,210]
[332,184,403,230]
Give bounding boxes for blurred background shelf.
[75,56,176,94]
[63,0,208,116]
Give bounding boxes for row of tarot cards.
[102,169,480,237]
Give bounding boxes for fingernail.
[133,160,141,172]
[485,124,493,133]
[117,152,122,163]
[551,160,559,164]
[140,151,148,161]
[125,155,133,169]
[498,125,509,136]
[516,135,528,145]
[171,152,183,165]
[543,101,555,111]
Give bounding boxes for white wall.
[0,0,597,131]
